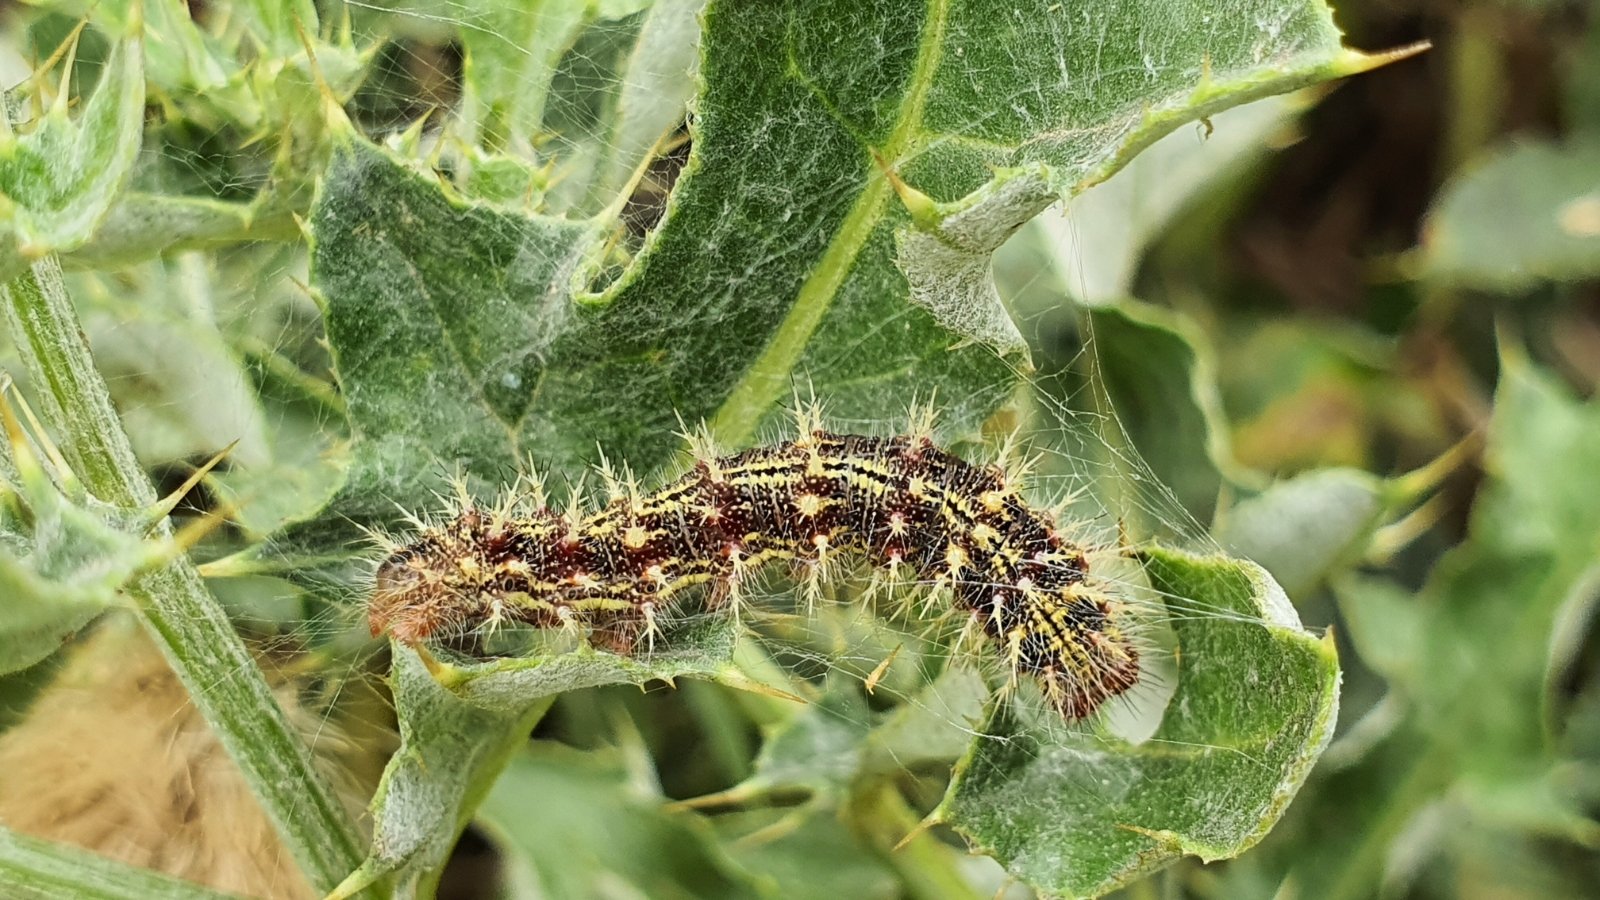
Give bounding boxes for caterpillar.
[367,421,1142,720]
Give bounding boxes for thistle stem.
[0,257,366,893]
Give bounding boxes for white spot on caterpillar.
[945,543,969,571]
[623,525,651,549]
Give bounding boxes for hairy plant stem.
[0,257,366,894]
[0,825,239,900]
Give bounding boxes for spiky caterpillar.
[368,428,1141,719]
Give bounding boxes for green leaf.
[1410,356,1600,763]
[721,677,874,801]
[305,137,604,541]
[62,194,296,271]
[866,666,991,771]
[81,309,272,470]
[1423,138,1600,291]
[1018,95,1302,309]
[0,20,144,280]
[0,374,157,674]
[1331,574,1425,686]
[1227,441,1464,601]
[593,0,706,200]
[1286,353,1600,899]
[693,661,985,806]
[336,618,743,897]
[0,520,133,676]
[236,0,321,58]
[0,571,102,675]
[64,0,235,95]
[307,1,1381,545]
[711,807,900,900]
[477,745,758,900]
[0,826,241,900]
[1218,468,1388,598]
[456,0,596,150]
[135,0,233,93]
[1083,302,1242,523]
[936,546,1340,898]
[81,0,374,265]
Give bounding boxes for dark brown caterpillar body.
[369,430,1140,719]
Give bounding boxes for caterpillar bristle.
[905,395,939,444]
[676,414,724,469]
[789,389,829,448]
[368,429,1147,721]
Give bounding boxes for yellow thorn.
[32,16,89,119]
[864,645,902,695]
[291,13,355,134]
[515,451,549,501]
[389,499,430,533]
[891,813,939,853]
[992,431,1042,494]
[47,20,87,117]
[872,148,940,229]
[146,440,239,527]
[1,378,77,489]
[481,598,508,638]
[723,558,750,628]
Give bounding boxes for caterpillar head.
[369,509,489,643]
[369,504,572,643]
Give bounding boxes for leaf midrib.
[707,0,952,445]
